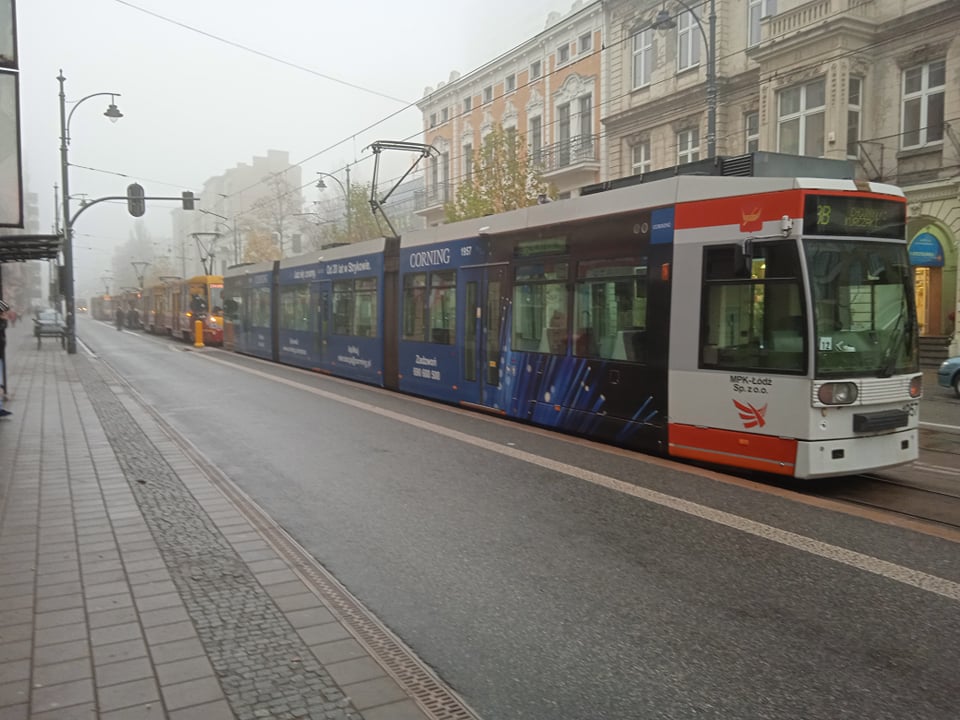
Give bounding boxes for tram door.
[315,282,329,365]
[460,266,505,407]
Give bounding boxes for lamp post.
[316,167,351,242]
[652,0,716,158]
[58,70,123,353]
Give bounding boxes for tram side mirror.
[734,239,754,278]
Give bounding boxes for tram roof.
[400,175,904,248]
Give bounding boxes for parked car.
[938,355,960,398]
[33,309,66,349]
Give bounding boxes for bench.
[34,320,66,349]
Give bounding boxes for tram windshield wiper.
[878,308,906,378]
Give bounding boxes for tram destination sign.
[803,194,905,239]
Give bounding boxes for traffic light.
[182,191,195,210]
[126,183,145,217]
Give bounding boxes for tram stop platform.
[0,322,458,720]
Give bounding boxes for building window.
[632,29,653,89]
[677,10,701,71]
[745,111,759,153]
[678,128,700,164]
[748,0,777,47]
[463,96,472,113]
[580,96,592,138]
[557,43,570,65]
[847,78,862,159]
[558,103,571,165]
[483,85,493,104]
[632,140,651,174]
[579,32,592,54]
[778,78,825,157]
[505,74,516,93]
[902,60,945,149]
[530,116,542,165]
[505,126,518,160]
[530,60,542,80]
[441,107,448,123]
[464,143,473,181]
[429,113,437,128]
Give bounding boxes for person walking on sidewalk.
[116,305,125,331]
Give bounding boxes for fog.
[15,0,560,297]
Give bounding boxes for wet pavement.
[0,325,461,719]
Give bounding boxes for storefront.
[908,225,948,336]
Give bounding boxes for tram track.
[812,469,960,532]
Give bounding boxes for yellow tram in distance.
[143,274,224,346]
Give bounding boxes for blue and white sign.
[909,231,944,267]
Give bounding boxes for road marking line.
[920,420,960,433]
[199,354,960,603]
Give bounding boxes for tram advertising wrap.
[218,175,919,480]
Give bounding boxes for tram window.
[190,293,207,317]
[331,278,380,337]
[251,287,271,327]
[429,271,456,345]
[513,263,568,353]
[354,278,378,337]
[403,273,428,341]
[701,242,806,373]
[223,296,241,322]
[280,285,310,331]
[574,259,648,361]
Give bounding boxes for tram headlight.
[818,382,858,405]
[909,376,922,398]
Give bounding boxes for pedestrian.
[0,304,10,418]
[116,305,125,331]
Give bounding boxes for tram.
[89,294,114,322]
[224,174,920,479]
[143,275,224,345]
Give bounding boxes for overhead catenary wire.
[109,0,952,212]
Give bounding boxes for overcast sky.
[16,0,562,291]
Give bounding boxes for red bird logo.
[740,206,763,232]
[733,399,767,428]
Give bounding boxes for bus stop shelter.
[0,233,62,394]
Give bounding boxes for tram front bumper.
[794,428,918,479]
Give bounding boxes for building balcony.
[534,135,601,192]
[414,182,453,213]
[751,0,878,59]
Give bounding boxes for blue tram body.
[224,260,277,360]
[397,235,486,403]
[277,239,389,385]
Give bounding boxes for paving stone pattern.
[79,361,363,720]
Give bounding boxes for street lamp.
[651,0,716,158]
[58,69,123,353]
[316,168,351,241]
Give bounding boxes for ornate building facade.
[416,0,604,226]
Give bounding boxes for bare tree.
[251,172,303,258]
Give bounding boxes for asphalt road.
[78,317,960,720]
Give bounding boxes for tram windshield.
[209,283,224,315]
[805,239,917,378]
